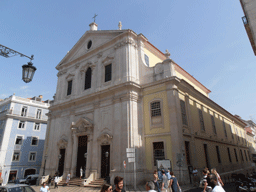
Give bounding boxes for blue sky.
[1,0,255,121]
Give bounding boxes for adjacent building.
[240,0,256,55]
[0,94,50,185]
[41,22,254,186]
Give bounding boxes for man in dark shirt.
[113,176,125,192]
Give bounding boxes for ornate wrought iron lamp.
[0,44,36,83]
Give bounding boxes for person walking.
[40,182,50,192]
[80,167,83,179]
[192,167,198,187]
[208,174,226,192]
[200,169,212,192]
[113,176,125,192]
[101,183,113,192]
[66,173,70,186]
[146,181,157,192]
[54,175,59,189]
[211,168,224,187]
[169,172,181,192]
[153,170,161,192]
[161,170,168,192]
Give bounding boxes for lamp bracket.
[0,44,33,60]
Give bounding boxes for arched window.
[84,67,92,90]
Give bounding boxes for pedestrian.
[166,170,172,192]
[192,167,198,186]
[15,177,20,184]
[80,167,83,179]
[40,182,50,192]
[101,183,113,192]
[211,168,224,187]
[153,170,161,192]
[0,176,3,186]
[54,175,59,189]
[113,176,125,192]
[161,170,168,192]
[66,173,70,186]
[200,168,212,192]
[169,172,181,192]
[145,181,157,192]
[48,175,52,187]
[208,174,226,192]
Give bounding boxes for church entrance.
[101,145,110,178]
[58,148,66,176]
[76,136,88,177]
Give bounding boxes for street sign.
[127,153,135,158]
[123,160,126,169]
[126,148,135,153]
[128,157,135,163]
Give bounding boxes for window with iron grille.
[222,121,227,138]
[85,67,92,90]
[13,152,20,161]
[211,115,217,134]
[21,106,27,117]
[67,80,72,95]
[144,54,149,67]
[105,64,112,82]
[18,121,25,129]
[227,147,232,163]
[29,152,36,161]
[198,108,205,131]
[15,136,23,145]
[153,142,165,166]
[31,137,38,146]
[36,109,42,119]
[180,100,188,126]
[234,149,238,162]
[216,146,221,163]
[151,102,161,117]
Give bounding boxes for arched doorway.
[24,169,36,178]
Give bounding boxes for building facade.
[240,0,256,55]
[41,22,254,185]
[0,95,49,185]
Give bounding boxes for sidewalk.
[31,183,196,192]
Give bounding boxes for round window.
[87,40,92,49]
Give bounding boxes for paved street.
[185,182,236,192]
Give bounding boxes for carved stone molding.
[102,56,114,65]
[114,37,137,50]
[80,62,96,75]
[66,73,75,80]
[57,69,67,77]
[70,117,94,135]
[97,133,113,145]
[57,137,68,149]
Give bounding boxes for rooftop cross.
[92,14,98,23]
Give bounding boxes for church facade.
[40,22,254,185]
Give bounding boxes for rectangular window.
[244,150,248,161]
[21,106,27,117]
[105,64,112,82]
[15,136,23,145]
[29,152,36,161]
[34,123,40,131]
[223,121,227,138]
[236,128,240,142]
[151,102,161,117]
[31,137,38,146]
[211,115,217,134]
[248,151,251,161]
[185,141,191,165]
[240,150,244,161]
[234,149,238,162]
[18,121,25,129]
[36,109,42,119]
[12,152,20,161]
[144,54,149,67]
[229,125,234,140]
[153,142,165,166]
[67,80,72,95]
[203,144,210,168]
[216,146,221,163]
[180,100,188,126]
[227,147,232,163]
[198,108,205,131]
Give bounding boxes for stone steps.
[58,178,82,186]
[84,178,105,188]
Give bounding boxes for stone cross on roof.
[93,14,98,23]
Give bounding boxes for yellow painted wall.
[144,48,163,67]
[145,136,173,170]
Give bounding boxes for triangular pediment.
[71,117,93,129]
[56,30,127,69]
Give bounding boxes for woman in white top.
[40,182,50,192]
[211,168,224,187]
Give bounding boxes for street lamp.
[43,155,48,176]
[84,153,87,178]
[0,44,36,83]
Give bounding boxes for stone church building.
[40,22,253,185]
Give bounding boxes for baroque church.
[40,22,254,185]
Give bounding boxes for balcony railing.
[0,109,47,121]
